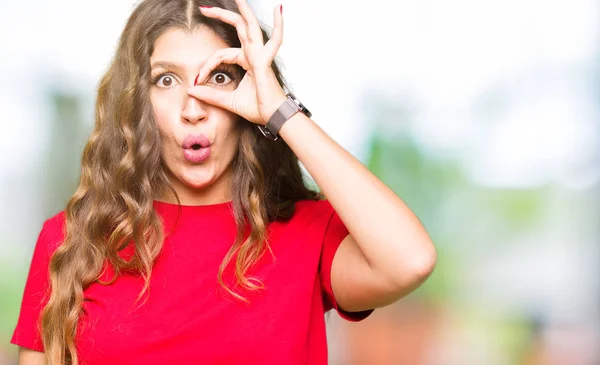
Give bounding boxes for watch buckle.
[257,125,279,141]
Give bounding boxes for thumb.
[187,85,232,111]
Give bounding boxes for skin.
[18,0,437,362]
[17,349,45,364]
[188,0,438,313]
[150,26,244,205]
[19,17,246,365]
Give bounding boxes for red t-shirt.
[11,199,373,364]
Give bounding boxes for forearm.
[278,113,436,281]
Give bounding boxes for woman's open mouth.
[182,134,212,163]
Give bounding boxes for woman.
[11,0,437,364]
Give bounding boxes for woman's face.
[149,26,242,205]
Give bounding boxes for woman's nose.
[181,95,208,124]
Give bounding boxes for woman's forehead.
[150,26,229,70]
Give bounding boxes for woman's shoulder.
[291,198,336,220]
[294,198,331,209]
[38,210,67,254]
[45,209,66,224]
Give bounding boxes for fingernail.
[194,74,199,86]
[200,6,212,10]
[279,5,283,14]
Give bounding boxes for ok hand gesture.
[187,0,287,126]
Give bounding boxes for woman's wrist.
[260,93,288,126]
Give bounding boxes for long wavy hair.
[39,0,320,363]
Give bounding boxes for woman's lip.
[183,145,211,163]
[182,133,211,149]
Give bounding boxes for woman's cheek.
[150,105,172,158]
[151,89,181,122]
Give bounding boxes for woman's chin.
[166,165,211,188]
[166,161,231,193]
[180,174,213,189]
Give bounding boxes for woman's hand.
[186,0,287,126]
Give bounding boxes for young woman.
[11,0,437,364]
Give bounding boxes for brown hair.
[39,0,320,363]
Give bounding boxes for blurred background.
[1,0,598,364]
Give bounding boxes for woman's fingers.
[264,4,283,61]
[186,85,232,112]
[234,0,264,44]
[199,4,282,70]
[199,6,250,46]
[194,47,247,86]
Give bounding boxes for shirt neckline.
[152,199,234,214]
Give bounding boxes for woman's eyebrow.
[150,61,184,71]
[150,60,245,78]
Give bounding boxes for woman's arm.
[18,347,46,365]
[279,113,437,312]
[186,0,436,312]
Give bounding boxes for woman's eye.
[207,72,233,86]
[155,74,180,88]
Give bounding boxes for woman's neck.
[158,168,234,206]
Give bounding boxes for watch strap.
[258,93,311,141]
[266,98,300,137]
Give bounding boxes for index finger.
[235,0,264,44]
[200,6,250,46]
[193,47,246,87]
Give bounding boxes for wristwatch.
[257,92,312,141]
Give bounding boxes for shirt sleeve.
[10,219,56,352]
[319,200,374,322]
